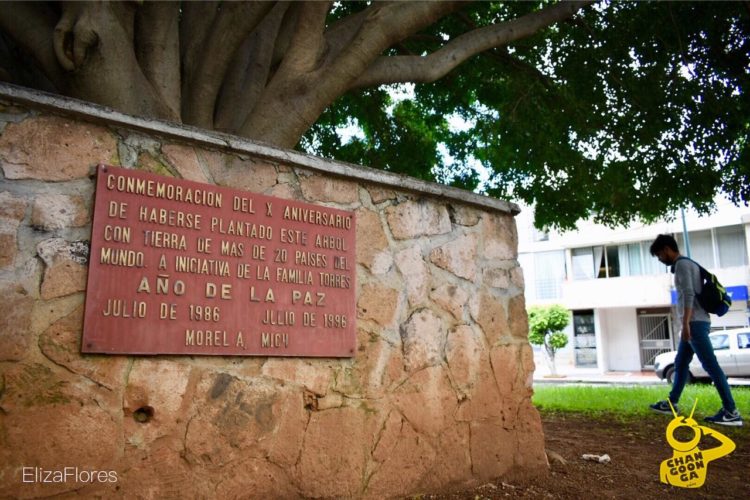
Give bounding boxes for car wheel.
[665,366,693,385]
[665,366,675,384]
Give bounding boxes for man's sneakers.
[704,408,744,427]
[650,401,743,426]
[649,400,677,415]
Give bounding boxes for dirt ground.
[426,413,750,499]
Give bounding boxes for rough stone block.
[367,413,436,497]
[507,294,529,339]
[138,151,172,176]
[299,173,358,204]
[482,213,518,260]
[31,194,88,230]
[116,444,210,500]
[454,354,505,422]
[162,143,210,183]
[357,283,399,327]
[212,457,298,499]
[0,192,26,267]
[206,155,278,193]
[357,335,403,398]
[469,289,509,346]
[385,200,451,240]
[510,265,525,289]
[370,250,394,275]
[429,283,469,321]
[267,182,297,199]
[445,324,484,395]
[392,365,457,437]
[489,345,519,397]
[520,342,536,390]
[266,391,308,468]
[450,204,482,226]
[0,401,121,498]
[356,207,389,270]
[0,220,18,268]
[261,358,332,396]
[429,233,478,281]
[470,421,515,480]
[0,116,117,180]
[483,267,510,289]
[400,308,446,372]
[512,399,548,472]
[296,407,368,498]
[161,144,209,183]
[0,286,33,360]
[37,238,88,299]
[39,304,127,389]
[367,186,396,204]
[395,245,430,306]
[123,360,193,448]
[184,372,282,467]
[426,423,473,490]
[0,190,27,220]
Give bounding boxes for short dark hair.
[650,234,679,256]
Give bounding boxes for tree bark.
[214,3,290,133]
[240,1,462,147]
[179,0,219,77]
[352,0,591,89]
[0,0,594,151]
[53,1,175,120]
[181,1,275,128]
[135,1,181,118]
[0,2,65,89]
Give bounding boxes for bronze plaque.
[82,165,356,357]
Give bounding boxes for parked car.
[653,328,750,384]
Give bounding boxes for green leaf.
[301,2,750,231]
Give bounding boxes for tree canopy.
[1,1,747,230]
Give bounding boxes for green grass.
[533,384,750,419]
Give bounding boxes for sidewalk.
[533,369,665,385]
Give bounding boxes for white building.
[517,198,750,374]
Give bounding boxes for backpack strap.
[671,255,693,273]
[671,255,705,276]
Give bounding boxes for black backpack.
[675,257,732,316]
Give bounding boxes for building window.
[677,230,715,268]
[618,243,643,276]
[573,310,597,367]
[716,225,748,267]
[602,245,620,278]
[675,225,748,269]
[572,245,621,279]
[642,241,669,275]
[574,241,669,280]
[533,228,549,242]
[572,247,595,280]
[533,250,566,299]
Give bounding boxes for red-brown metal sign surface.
[82,165,356,357]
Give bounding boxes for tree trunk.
[53,1,176,120]
[0,1,592,150]
[545,340,559,377]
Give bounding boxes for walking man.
[648,234,743,426]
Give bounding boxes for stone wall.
[0,86,546,499]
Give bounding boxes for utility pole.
[680,207,692,258]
